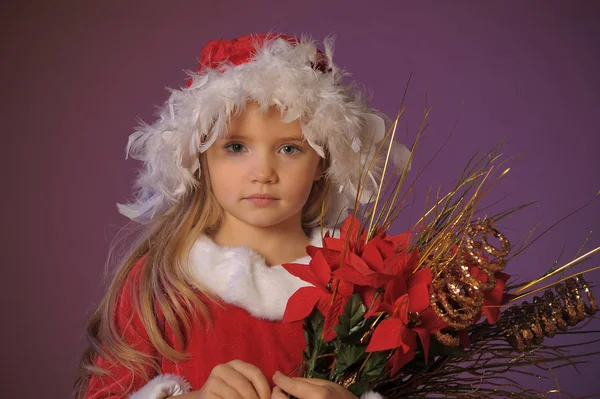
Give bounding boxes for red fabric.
[199,33,299,71]
[83,258,306,398]
[184,33,329,87]
[84,258,159,399]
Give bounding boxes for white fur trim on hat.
[117,34,411,226]
[129,374,191,399]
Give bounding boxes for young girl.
[74,33,410,399]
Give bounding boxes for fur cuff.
[129,374,192,399]
[360,391,385,399]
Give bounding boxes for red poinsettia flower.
[468,266,512,324]
[323,215,415,311]
[282,215,404,341]
[282,214,428,344]
[366,267,447,375]
[325,215,411,261]
[282,247,354,342]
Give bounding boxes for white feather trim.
[187,226,340,320]
[129,374,191,399]
[117,34,411,226]
[360,391,385,399]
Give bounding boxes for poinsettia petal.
[340,215,362,243]
[420,308,447,333]
[321,297,346,342]
[362,240,386,272]
[469,265,488,283]
[400,323,416,352]
[333,267,367,285]
[323,237,344,251]
[389,348,415,376]
[360,287,383,317]
[368,273,393,289]
[374,237,396,259]
[319,248,344,272]
[311,250,334,287]
[388,231,412,253]
[281,263,320,287]
[408,283,430,313]
[396,295,410,325]
[345,252,373,275]
[282,287,322,322]
[383,249,419,278]
[366,319,406,352]
[482,305,501,325]
[414,327,431,363]
[335,278,355,297]
[306,245,321,258]
[482,272,511,324]
[384,276,408,305]
[410,267,432,287]
[382,252,411,276]
[495,272,511,289]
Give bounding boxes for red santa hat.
[118,33,411,226]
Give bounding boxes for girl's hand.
[173,360,270,399]
[271,371,359,399]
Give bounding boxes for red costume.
[83,227,383,398]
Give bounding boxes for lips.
[245,194,279,200]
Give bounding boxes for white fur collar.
[187,227,339,320]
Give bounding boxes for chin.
[235,213,300,229]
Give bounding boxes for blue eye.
[224,143,245,153]
[280,145,301,155]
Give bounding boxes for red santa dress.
[82,227,383,399]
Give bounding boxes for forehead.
[222,102,305,140]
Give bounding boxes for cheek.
[285,162,320,196]
[206,159,239,197]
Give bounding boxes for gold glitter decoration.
[339,371,358,388]
[434,329,460,347]
[430,219,510,330]
[501,276,598,352]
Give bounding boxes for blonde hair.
[72,151,331,398]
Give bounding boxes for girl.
[74,33,410,399]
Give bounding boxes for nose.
[249,152,278,184]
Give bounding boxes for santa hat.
[117,33,411,227]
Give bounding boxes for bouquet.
[281,106,599,398]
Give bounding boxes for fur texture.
[187,225,339,320]
[117,34,411,225]
[129,374,191,398]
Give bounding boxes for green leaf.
[335,343,366,375]
[302,308,330,376]
[347,380,370,396]
[334,293,367,340]
[360,351,389,380]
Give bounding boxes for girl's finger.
[228,360,271,399]
[285,377,332,386]
[212,367,258,399]
[271,386,288,399]
[207,376,243,399]
[272,371,327,398]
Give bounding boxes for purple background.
[3,1,599,398]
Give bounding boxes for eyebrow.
[224,134,306,143]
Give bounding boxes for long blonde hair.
[73,151,331,398]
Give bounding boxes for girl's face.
[205,102,323,231]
